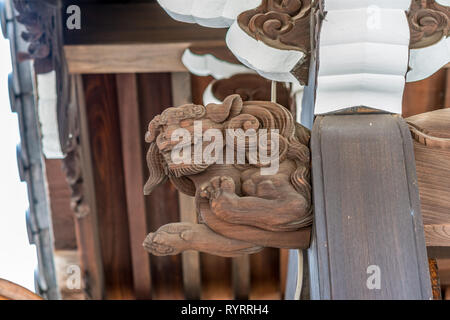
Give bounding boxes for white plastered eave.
[37,71,63,159]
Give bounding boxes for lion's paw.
[143,223,193,256]
[200,176,236,200]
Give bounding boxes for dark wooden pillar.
[309,113,433,299]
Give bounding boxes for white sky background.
[0,33,37,291]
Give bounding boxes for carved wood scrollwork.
[13,0,54,73]
[408,0,450,49]
[143,94,312,257]
[237,0,312,83]
[13,0,75,154]
[238,0,311,51]
[62,147,89,219]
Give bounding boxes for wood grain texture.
[63,2,227,73]
[137,73,184,300]
[65,44,190,74]
[279,249,289,298]
[430,258,443,299]
[407,109,450,246]
[116,74,152,299]
[446,69,450,106]
[178,193,201,299]
[0,279,42,300]
[413,142,450,225]
[83,74,134,300]
[408,0,450,49]
[62,2,227,45]
[45,159,77,251]
[403,68,449,118]
[438,258,450,286]
[250,249,280,300]
[237,0,312,84]
[191,74,232,300]
[310,114,432,299]
[232,255,250,300]
[72,75,104,300]
[142,95,312,254]
[171,72,201,300]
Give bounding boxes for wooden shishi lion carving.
[143,94,312,257]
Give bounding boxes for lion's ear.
[143,143,168,195]
[145,115,161,143]
[206,94,243,123]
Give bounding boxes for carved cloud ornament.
[408,0,450,49]
[142,95,312,257]
[407,0,450,82]
[227,0,312,84]
[156,0,261,28]
[156,0,316,84]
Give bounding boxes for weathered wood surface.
[65,43,191,74]
[62,2,227,45]
[83,74,134,299]
[408,0,450,50]
[45,159,77,251]
[235,0,313,84]
[310,114,432,299]
[403,69,449,118]
[142,94,313,257]
[429,258,443,300]
[191,74,233,300]
[137,73,184,299]
[68,75,104,300]
[407,108,450,246]
[438,259,450,286]
[0,279,43,300]
[62,1,227,74]
[171,72,202,300]
[250,249,280,300]
[116,74,153,299]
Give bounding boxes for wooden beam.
[72,75,105,300]
[170,72,201,300]
[65,43,189,74]
[232,256,250,300]
[116,74,152,299]
[403,69,449,118]
[249,249,280,300]
[62,1,227,74]
[82,74,135,299]
[45,159,77,251]
[438,259,450,286]
[137,73,184,299]
[309,114,432,299]
[62,2,227,46]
